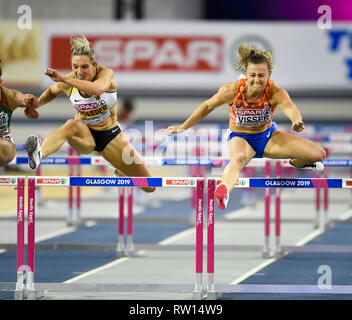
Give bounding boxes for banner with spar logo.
[42,21,352,92]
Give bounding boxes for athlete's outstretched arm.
[166,83,235,135]
[23,82,66,119]
[273,86,304,133]
[2,87,38,119]
[3,88,38,110]
[44,67,113,96]
[37,82,66,107]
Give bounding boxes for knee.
[311,147,326,162]
[62,119,82,136]
[229,153,248,168]
[0,148,15,166]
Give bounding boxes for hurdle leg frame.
[350,167,352,208]
[206,179,221,300]
[67,147,74,226]
[25,178,44,300]
[15,178,25,300]
[116,187,125,256]
[315,173,321,229]
[274,161,282,258]
[75,151,83,227]
[323,155,329,230]
[126,187,135,257]
[263,161,271,258]
[192,179,204,299]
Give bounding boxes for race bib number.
[0,112,9,133]
[75,101,110,125]
[236,108,272,127]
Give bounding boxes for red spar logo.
[37,178,62,185]
[0,178,10,184]
[166,179,192,186]
[51,35,223,72]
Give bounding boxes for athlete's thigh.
[67,120,95,154]
[228,136,256,165]
[0,139,15,164]
[263,130,321,159]
[101,132,153,177]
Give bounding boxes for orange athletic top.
[229,78,276,128]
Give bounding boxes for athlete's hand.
[23,94,38,109]
[44,68,65,82]
[24,107,38,119]
[165,126,185,136]
[292,121,304,133]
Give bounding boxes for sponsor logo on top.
[216,179,247,186]
[345,180,352,187]
[51,35,223,72]
[37,178,67,185]
[0,177,16,185]
[166,178,195,186]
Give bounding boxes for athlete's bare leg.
[263,131,326,164]
[222,137,256,193]
[41,119,95,158]
[0,138,15,166]
[214,137,255,209]
[101,132,155,193]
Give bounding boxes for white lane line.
[35,227,77,242]
[60,205,352,284]
[294,229,324,247]
[224,206,254,220]
[158,227,195,245]
[338,209,352,221]
[35,221,96,242]
[64,257,129,283]
[230,229,324,285]
[230,207,351,285]
[230,259,276,285]
[0,220,97,255]
[64,224,197,283]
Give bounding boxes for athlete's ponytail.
[236,44,273,73]
[70,35,96,64]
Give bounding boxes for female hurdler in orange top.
[166,44,325,210]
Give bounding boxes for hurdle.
[10,155,352,259]
[11,155,111,227]
[68,147,81,226]
[206,177,352,300]
[0,176,25,299]
[316,157,352,228]
[13,176,208,300]
[116,186,134,256]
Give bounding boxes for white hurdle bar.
[17,176,206,300]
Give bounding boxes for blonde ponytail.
[70,35,96,64]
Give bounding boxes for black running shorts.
[89,125,122,152]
